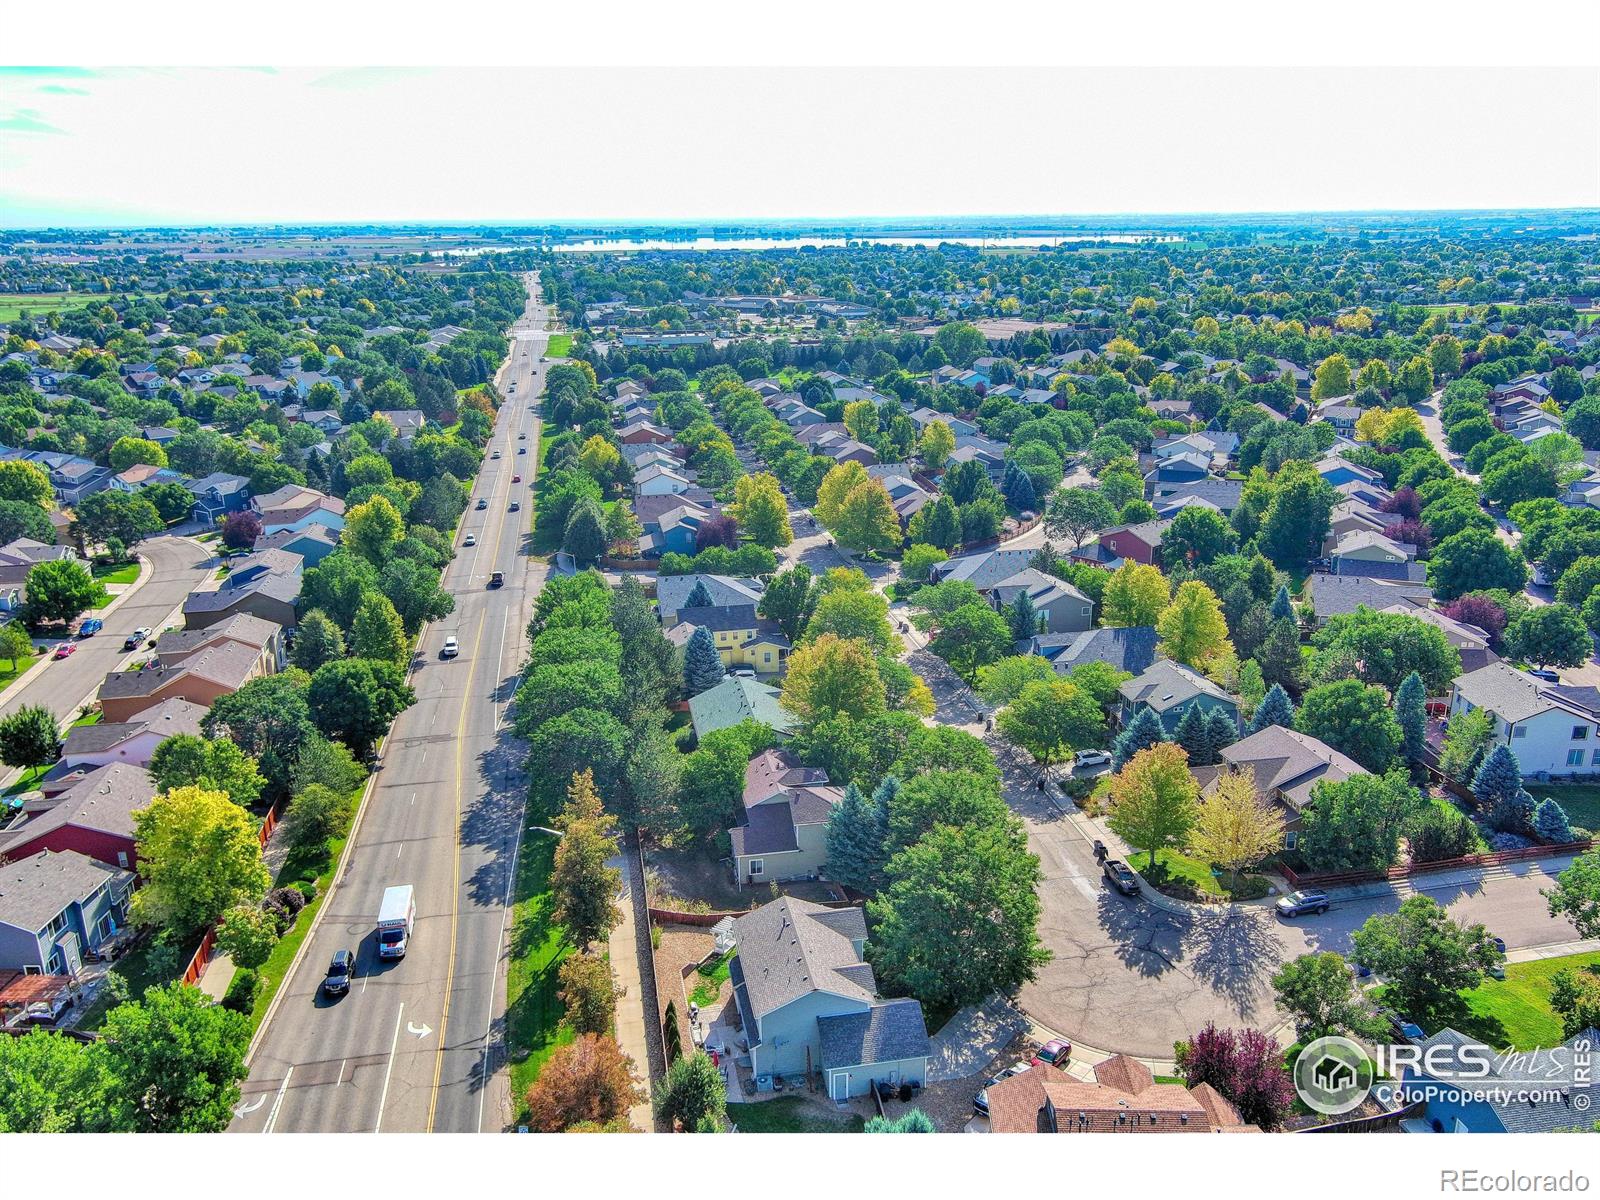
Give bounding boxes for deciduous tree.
[1106,743,1199,869]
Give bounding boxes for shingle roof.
[673,603,760,634]
[1031,626,1159,676]
[0,763,154,856]
[1451,661,1578,725]
[60,698,206,756]
[0,850,134,933]
[656,574,762,617]
[99,639,264,700]
[1308,574,1432,621]
[817,999,931,1070]
[1118,659,1234,712]
[729,897,874,1017]
[931,547,1039,590]
[687,675,795,738]
[1216,725,1362,813]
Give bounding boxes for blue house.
[1118,659,1240,735]
[188,472,253,524]
[0,850,135,975]
[1400,1027,1600,1134]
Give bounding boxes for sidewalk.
[197,813,299,1002]
[607,850,656,1132]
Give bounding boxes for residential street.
[230,273,551,1134]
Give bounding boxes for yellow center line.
[425,308,540,1131]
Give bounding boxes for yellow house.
[670,603,791,673]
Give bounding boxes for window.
[1512,726,1527,739]
[116,851,129,868]
[1574,726,1590,741]
[1590,749,1600,766]
[748,859,765,878]
[1568,749,1585,767]
[1285,831,1298,850]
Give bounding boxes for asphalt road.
[232,272,550,1134]
[0,534,214,731]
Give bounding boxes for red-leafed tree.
[221,510,263,550]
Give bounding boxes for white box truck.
[377,884,415,959]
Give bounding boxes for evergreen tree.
[1008,590,1038,640]
[682,626,725,695]
[1204,707,1239,762]
[1113,706,1166,769]
[1270,583,1294,621]
[1472,744,1534,834]
[662,1000,683,1063]
[1174,704,1210,764]
[825,782,886,894]
[684,579,714,610]
[1533,797,1576,844]
[1249,683,1296,733]
[1394,671,1427,771]
[1002,462,1037,513]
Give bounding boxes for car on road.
[518,432,527,440]
[441,636,459,659]
[1102,858,1140,896]
[322,949,355,997]
[518,446,526,454]
[76,618,103,638]
[476,498,488,510]
[488,571,504,589]
[973,1062,1031,1117]
[1275,889,1330,918]
[1074,749,1112,769]
[1528,667,1560,683]
[1031,1038,1072,1069]
[512,474,521,482]
[491,450,501,459]
[509,500,520,511]
[53,642,76,659]
[123,628,150,651]
[463,533,476,547]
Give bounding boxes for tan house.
[729,749,843,887]
[985,1055,1256,1133]
[155,612,286,675]
[96,639,269,723]
[1196,724,1361,849]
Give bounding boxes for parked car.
[1276,890,1330,918]
[463,533,476,547]
[53,642,76,659]
[441,636,459,659]
[1529,667,1561,683]
[123,628,150,650]
[1102,858,1140,895]
[1074,749,1112,769]
[973,1062,1031,1117]
[1488,936,1508,979]
[1377,1005,1425,1041]
[322,949,355,997]
[729,665,756,678]
[476,498,488,510]
[76,618,103,638]
[1031,1038,1072,1069]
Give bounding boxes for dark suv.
[322,949,355,997]
[1102,859,1140,896]
[1275,890,1330,918]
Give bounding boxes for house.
[109,463,188,494]
[983,1056,1253,1133]
[156,611,286,674]
[986,568,1094,634]
[1118,659,1240,735]
[0,850,135,975]
[1315,455,1384,490]
[1098,520,1171,566]
[187,471,252,524]
[728,750,843,887]
[59,698,208,770]
[669,604,790,673]
[1144,452,1211,489]
[253,524,340,567]
[637,503,710,557]
[725,897,930,1100]
[98,638,272,722]
[634,463,695,497]
[0,763,155,871]
[1313,396,1363,436]
[250,485,345,536]
[1381,604,1498,675]
[373,409,425,441]
[928,547,1039,590]
[1306,574,1432,625]
[1029,625,1158,677]
[948,435,1008,480]
[1399,1026,1599,1134]
[907,408,977,438]
[1146,478,1244,512]
[657,574,763,625]
[687,675,796,741]
[618,420,673,446]
[1197,725,1361,848]
[1447,662,1600,778]
[0,538,73,568]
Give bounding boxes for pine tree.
[1204,708,1239,762]
[1002,462,1037,513]
[1008,590,1038,640]
[1533,797,1575,844]
[684,579,714,610]
[663,1000,683,1062]
[1270,584,1294,622]
[1472,745,1535,833]
[1249,683,1296,734]
[1394,671,1427,770]
[683,626,725,695]
[1174,704,1210,764]
[1113,706,1166,769]
[825,783,883,894]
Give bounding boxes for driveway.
[926,995,1029,1082]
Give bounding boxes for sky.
[2,64,1598,227]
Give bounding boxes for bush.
[295,879,319,903]
[222,968,260,1014]
[1488,831,1534,852]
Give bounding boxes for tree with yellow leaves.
[1157,580,1234,669]
[1188,767,1285,891]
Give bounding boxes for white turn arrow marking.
[234,1095,267,1118]
[408,1021,433,1038]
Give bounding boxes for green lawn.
[1453,952,1600,1051]
[0,648,44,693]
[726,1096,864,1133]
[544,333,573,358]
[1533,784,1600,836]
[75,929,205,1030]
[1140,848,1270,902]
[70,709,102,728]
[92,560,141,587]
[506,820,574,1119]
[689,950,733,1007]
[0,292,164,323]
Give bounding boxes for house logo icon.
[1294,1036,1372,1116]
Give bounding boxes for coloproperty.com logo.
[1293,1033,1596,1118]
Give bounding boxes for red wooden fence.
[181,925,216,986]
[1280,839,1593,890]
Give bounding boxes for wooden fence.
[1280,839,1593,890]
[179,798,286,988]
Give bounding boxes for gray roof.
[60,698,207,755]
[0,763,154,857]
[687,675,795,739]
[1118,659,1235,712]
[1412,1026,1600,1133]
[990,567,1090,609]
[0,850,134,933]
[817,999,931,1071]
[1215,724,1361,812]
[657,573,762,618]
[729,897,874,1017]
[1145,478,1244,511]
[1307,574,1432,621]
[1031,625,1158,676]
[930,547,1039,590]
[1451,661,1591,726]
[155,613,279,662]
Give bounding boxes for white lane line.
[263,1065,294,1134]
[337,1059,347,1088]
[410,791,417,806]
[396,845,404,859]
[374,1002,405,1133]
[420,749,427,766]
